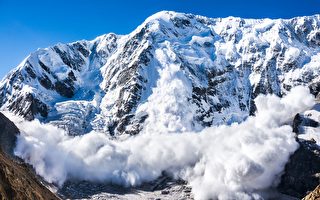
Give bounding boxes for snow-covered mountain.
[1,11,320,136]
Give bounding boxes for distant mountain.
[1,11,320,136]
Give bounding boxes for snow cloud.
[9,86,314,200]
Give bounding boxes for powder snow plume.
[8,86,314,200]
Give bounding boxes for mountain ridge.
[1,11,320,136]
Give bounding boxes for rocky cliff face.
[0,112,59,200]
[278,139,320,198]
[1,11,320,136]
[277,103,320,198]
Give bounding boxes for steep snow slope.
[1,11,320,136]
[0,33,120,134]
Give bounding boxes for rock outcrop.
[303,185,320,200]
[278,106,320,198]
[0,112,59,200]
[278,140,320,198]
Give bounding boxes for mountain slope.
[1,11,320,137]
[0,112,59,200]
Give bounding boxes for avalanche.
[7,86,314,200]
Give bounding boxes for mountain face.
[1,11,320,137]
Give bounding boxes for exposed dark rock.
[116,83,143,118]
[38,60,51,74]
[0,112,19,157]
[25,62,37,79]
[172,17,191,28]
[304,118,319,128]
[54,80,75,98]
[292,114,303,134]
[279,108,320,199]
[0,112,59,200]
[309,82,320,97]
[303,185,320,200]
[8,93,48,120]
[72,42,90,57]
[278,140,320,198]
[114,84,143,134]
[192,86,206,100]
[53,46,85,71]
[0,90,4,108]
[68,70,77,81]
[292,113,319,134]
[39,74,54,90]
[104,45,152,135]
[8,71,24,86]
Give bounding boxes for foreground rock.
[278,107,320,198]
[278,140,320,198]
[303,185,320,200]
[0,112,59,200]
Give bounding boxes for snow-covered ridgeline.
[0,11,320,136]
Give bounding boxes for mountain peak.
[144,10,187,22]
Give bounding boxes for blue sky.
[0,0,320,79]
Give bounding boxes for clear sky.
[0,0,320,79]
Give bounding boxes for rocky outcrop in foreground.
[303,185,320,200]
[279,108,320,199]
[278,140,320,198]
[0,112,59,200]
